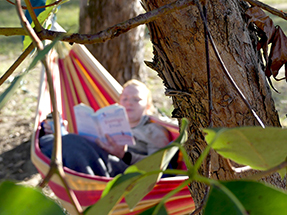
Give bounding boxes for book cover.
[74,103,135,146]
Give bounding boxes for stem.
[15,1,83,214]
[152,178,192,215]
[194,175,248,215]
[246,160,287,180]
[195,0,265,128]
[24,0,43,32]
[203,5,213,128]
[0,43,34,86]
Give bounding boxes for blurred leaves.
[204,126,287,177]
[85,118,189,214]
[0,181,64,215]
[204,180,287,215]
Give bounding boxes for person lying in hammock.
[39,79,170,177]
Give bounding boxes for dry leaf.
[246,6,287,82]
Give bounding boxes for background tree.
[140,0,284,209]
[79,0,146,85]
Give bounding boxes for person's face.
[119,85,149,127]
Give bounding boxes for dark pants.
[39,134,128,177]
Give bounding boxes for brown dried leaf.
[245,7,276,66]
[266,27,287,80]
[246,6,287,83]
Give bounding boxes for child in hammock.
[39,79,170,177]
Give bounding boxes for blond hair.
[121,79,155,115]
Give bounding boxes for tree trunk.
[79,0,146,85]
[141,0,284,211]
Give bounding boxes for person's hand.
[96,134,127,159]
[42,119,68,135]
[43,121,54,134]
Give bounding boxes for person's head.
[119,79,154,127]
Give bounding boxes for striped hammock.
[31,43,195,214]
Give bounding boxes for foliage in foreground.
[1,0,287,214]
[1,119,287,215]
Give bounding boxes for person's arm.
[96,134,127,159]
[128,123,170,165]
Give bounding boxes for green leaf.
[0,73,26,110]
[204,127,287,174]
[86,118,189,214]
[0,181,64,215]
[138,204,168,215]
[124,118,189,209]
[84,172,142,215]
[204,180,287,215]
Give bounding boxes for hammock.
[31,43,194,215]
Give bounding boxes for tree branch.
[15,0,83,214]
[5,0,63,10]
[1,0,195,44]
[24,0,43,32]
[0,28,26,36]
[244,0,287,21]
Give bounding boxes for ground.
[0,56,41,183]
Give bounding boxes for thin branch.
[246,160,287,180]
[15,1,83,214]
[6,0,63,10]
[24,0,43,32]
[37,0,195,44]
[244,0,287,21]
[0,43,34,86]
[16,0,43,49]
[0,28,26,36]
[203,4,213,128]
[195,0,265,128]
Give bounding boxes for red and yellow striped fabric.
[31,43,194,214]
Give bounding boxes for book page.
[74,103,101,141]
[95,104,135,146]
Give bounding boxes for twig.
[203,4,213,128]
[24,0,42,32]
[165,88,192,96]
[0,43,34,86]
[244,0,287,21]
[0,28,26,36]
[195,0,265,128]
[6,0,63,10]
[246,160,287,180]
[15,1,83,214]
[36,0,195,44]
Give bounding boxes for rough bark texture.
[79,0,146,85]
[141,0,284,211]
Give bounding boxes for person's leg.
[39,134,128,177]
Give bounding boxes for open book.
[73,103,135,146]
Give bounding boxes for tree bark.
[79,0,146,85]
[141,0,284,211]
